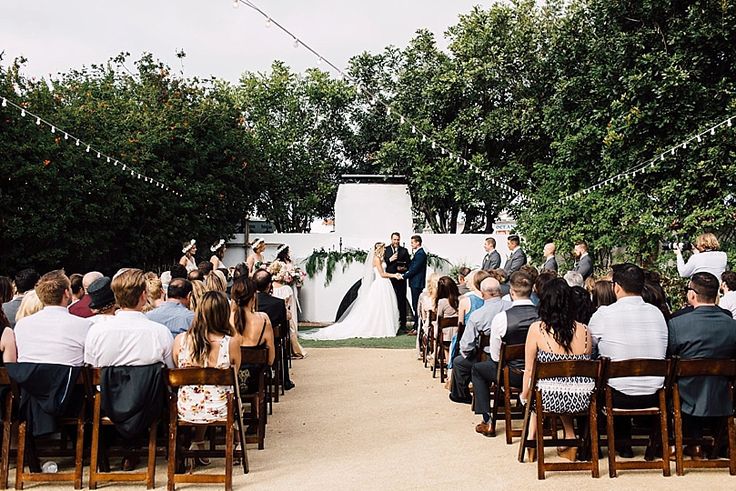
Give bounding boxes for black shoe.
[617,446,634,458]
[449,393,472,405]
[284,381,295,390]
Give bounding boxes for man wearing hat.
[87,276,118,323]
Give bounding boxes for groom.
[385,232,411,332]
[403,235,427,332]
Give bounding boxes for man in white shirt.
[588,263,668,457]
[720,271,736,318]
[85,269,174,368]
[14,270,90,366]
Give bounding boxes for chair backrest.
[479,334,491,352]
[240,345,269,365]
[438,316,458,329]
[675,358,736,378]
[166,367,237,388]
[534,359,601,381]
[604,358,671,381]
[503,343,525,363]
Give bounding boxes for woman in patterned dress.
[172,291,242,465]
[520,278,594,462]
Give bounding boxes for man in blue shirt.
[146,278,194,336]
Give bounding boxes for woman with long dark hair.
[592,279,616,309]
[520,278,594,462]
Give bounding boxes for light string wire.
[561,114,735,203]
[0,95,183,197]
[233,0,532,202]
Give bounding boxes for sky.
[1,0,486,82]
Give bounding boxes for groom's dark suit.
[385,245,410,329]
[403,247,427,323]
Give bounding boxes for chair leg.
[659,395,671,477]
[74,419,85,489]
[517,398,533,463]
[673,391,685,476]
[589,398,600,478]
[167,416,177,491]
[15,422,25,491]
[606,411,616,477]
[1,412,12,489]
[89,399,101,490]
[225,397,234,491]
[535,392,546,480]
[728,416,736,476]
[147,421,158,489]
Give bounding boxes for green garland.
[303,248,453,287]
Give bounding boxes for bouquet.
[268,261,306,287]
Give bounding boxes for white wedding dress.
[301,256,399,340]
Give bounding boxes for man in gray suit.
[503,235,527,274]
[572,240,593,280]
[481,237,501,271]
[541,242,558,272]
[668,272,736,457]
[2,268,39,328]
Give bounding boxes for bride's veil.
[335,248,376,323]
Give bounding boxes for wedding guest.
[198,261,214,278]
[146,278,195,336]
[15,270,90,366]
[179,239,198,273]
[189,280,207,312]
[588,263,668,457]
[210,239,227,271]
[519,278,594,460]
[572,241,594,279]
[69,274,85,305]
[246,238,267,276]
[571,285,595,324]
[491,269,510,296]
[563,270,584,288]
[68,271,103,318]
[3,268,39,328]
[450,277,511,407]
[233,263,249,280]
[253,270,295,387]
[592,279,616,308]
[482,237,502,271]
[434,276,460,362]
[642,273,671,322]
[503,235,527,274]
[188,270,204,282]
[267,262,304,361]
[541,242,558,273]
[534,271,557,299]
[87,276,118,324]
[231,276,276,394]
[675,233,727,279]
[15,290,43,322]
[170,264,188,280]
[720,271,736,318]
[206,270,227,293]
[0,276,12,321]
[0,320,16,363]
[458,270,492,326]
[456,267,472,295]
[668,272,736,456]
[143,272,165,313]
[84,269,174,368]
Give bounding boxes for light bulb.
[76,139,80,146]
[317,57,323,65]
[51,126,55,133]
[1,98,6,107]
[697,135,702,143]
[387,107,391,116]
[64,133,68,140]
[711,128,716,136]
[36,117,41,125]
[432,141,436,149]
[265,17,272,27]
[86,145,90,153]
[97,152,100,158]
[399,116,405,124]
[107,157,110,163]
[422,134,426,142]
[728,118,733,127]
[232,0,239,8]
[411,125,416,134]
[21,109,25,117]
[293,38,299,48]
[114,160,118,166]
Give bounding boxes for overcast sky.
[1,0,486,82]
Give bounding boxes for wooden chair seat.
[167,367,247,491]
[489,343,525,443]
[671,358,736,476]
[601,358,672,478]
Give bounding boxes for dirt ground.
[33,348,736,489]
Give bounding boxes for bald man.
[69,271,103,318]
[541,243,558,273]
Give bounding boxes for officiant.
[385,232,411,333]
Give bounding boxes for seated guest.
[68,274,84,306]
[492,269,510,296]
[571,285,595,324]
[188,269,204,282]
[252,271,294,388]
[15,290,43,322]
[719,271,736,318]
[146,278,195,336]
[668,272,736,456]
[450,277,511,407]
[205,270,227,293]
[592,278,616,308]
[470,272,537,433]
[173,291,241,460]
[519,278,594,461]
[588,263,668,457]
[434,276,460,365]
[198,260,214,278]
[143,273,165,313]
[452,271,490,367]
[456,267,472,295]
[15,270,90,366]
[0,283,17,362]
[232,276,276,396]
[3,268,39,328]
[69,271,103,318]
[534,271,557,300]
[85,269,174,368]
[189,280,207,312]
[170,264,188,280]
[642,272,671,321]
[87,276,118,324]
[563,270,584,288]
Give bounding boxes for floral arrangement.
[267,260,306,287]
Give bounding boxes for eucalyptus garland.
[303,247,453,287]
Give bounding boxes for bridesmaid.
[179,239,198,273]
[246,238,266,276]
[210,239,227,271]
[268,259,306,359]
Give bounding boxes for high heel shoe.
[557,446,577,461]
[527,448,537,462]
[187,441,211,472]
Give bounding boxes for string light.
[51,126,55,133]
[265,17,271,28]
[35,117,41,125]
[292,38,299,48]
[1,98,6,107]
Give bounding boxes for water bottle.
[41,461,58,473]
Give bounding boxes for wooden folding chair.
[518,359,602,480]
[86,367,160,489]
[672,358,736,476]
[433,316,458,383]
[489,343,526,443]
[240,345,270,450]
[271,324,283,402]
[422,311,436,368]
[0,369,15,490]
[13,369,87,489]
[166,367,247,491]
[601,358,672,477]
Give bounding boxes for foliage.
[303,248,368,286]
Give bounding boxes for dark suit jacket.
[503,248,527,274]
[482,250,501,271]
[668,306,736,417]
[384,245,410,275]
[573,255,593,280]
[404,248,427,290]
[541,256,558,273]
[257,292,287,336]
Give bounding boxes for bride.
[301,242,402,340]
